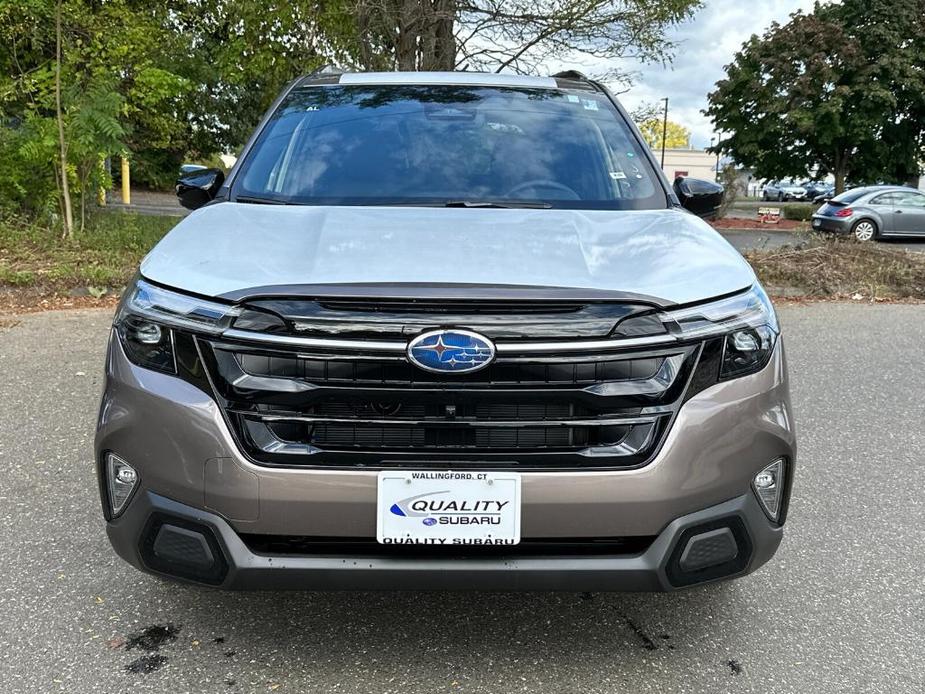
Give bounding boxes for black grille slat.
[265,418,626,451]
[227,352,665,388]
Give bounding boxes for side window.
[895,191,925,208]
[870,193,898,205]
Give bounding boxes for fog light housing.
[106,453,139,517]
[752,458,786,522]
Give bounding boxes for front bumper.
[107,489,781,591]
[96,333,795,591]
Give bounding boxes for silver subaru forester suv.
[96,70,795,591]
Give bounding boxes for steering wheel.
[505,180,580,200]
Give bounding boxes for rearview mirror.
[176,167,224,210]
[673,177,724,219]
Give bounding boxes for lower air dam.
[380,538,517,545]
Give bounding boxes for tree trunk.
[833,167,847,195]
[432,0,456,70]
[55,0,74,239]
[396,0,419,70]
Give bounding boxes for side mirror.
[179,163,208,175]
[673,177,724,219]
[176,167,224,210]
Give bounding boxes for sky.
[557,0,818,148]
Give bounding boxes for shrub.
[782,204,817,221]
[746,237,925,299]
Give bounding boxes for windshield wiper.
[235,194,291,205]
[444,200,552,209]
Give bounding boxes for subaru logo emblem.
[407,329,496,374]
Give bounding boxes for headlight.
[614,285,779,379]
[115,278,239,373]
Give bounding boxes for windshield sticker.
[582,99,599,111]
[566,94,580,103]
[609,171,627,180]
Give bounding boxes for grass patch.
[0,213,175,293]
[747,236,925,299]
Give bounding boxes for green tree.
[706,0,925,194]
[1,0,707,227]
[1,0,190,227]
[166,0,360,156]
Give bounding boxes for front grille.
[196,300,709,470]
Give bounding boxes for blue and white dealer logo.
[407,329,496,374]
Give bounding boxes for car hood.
[140,203,755,306]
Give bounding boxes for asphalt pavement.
[1,304,923,693]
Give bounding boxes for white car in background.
[762,180,807,201]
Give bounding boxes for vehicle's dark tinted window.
[234,85,666,210]
[831,188,872,204]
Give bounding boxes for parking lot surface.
[1,303,923,693]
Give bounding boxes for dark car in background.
[802,181,833,202]
[811,185,925,240]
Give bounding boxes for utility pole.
[660,97,669,168]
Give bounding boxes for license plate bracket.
[376,470,521,546]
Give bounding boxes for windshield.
[233,84,667,210]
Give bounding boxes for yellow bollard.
[98,157,107,206]
[121,157,131,206]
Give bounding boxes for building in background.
[658,148,717,182]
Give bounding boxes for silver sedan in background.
[811,185,925,241]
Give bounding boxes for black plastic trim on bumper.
[106,490,783,591]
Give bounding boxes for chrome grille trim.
[218,347,687,395]
[221,328,677,354]
[242,413,659,428]
[584,354,685,397]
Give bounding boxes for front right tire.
[852,219,878,242]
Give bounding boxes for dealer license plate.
[376,470,521,546]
